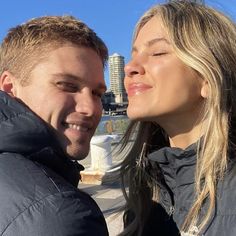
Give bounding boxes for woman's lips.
[126,83,152,97]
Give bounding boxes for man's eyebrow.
[52,73,107,91]
[132,37,170,53]
[52,73,82,81]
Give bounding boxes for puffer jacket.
[0,91,108,236]
[142,142,236,236]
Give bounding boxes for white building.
[108,53,127,103]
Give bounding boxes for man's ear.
[0,71,17,97]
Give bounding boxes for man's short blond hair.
[0,15,108,85]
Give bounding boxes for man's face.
[11,45,106,160]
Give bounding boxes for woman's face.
[124,16,207,128]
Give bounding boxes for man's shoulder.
[0,152,94,201]
[0,152,69,195]
[0,152,108,235]
[0,187,108,236]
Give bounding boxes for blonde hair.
[0,15,108,85]
[118,1,236,235]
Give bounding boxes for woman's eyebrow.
[146,37,170,47]
[132,37,170,53]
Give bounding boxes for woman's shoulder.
[217,162,236,213]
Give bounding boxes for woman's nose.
[124,59,145,78]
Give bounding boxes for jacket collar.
[28,147,84,187]
[148,142,198,189]
[0,91,81,187]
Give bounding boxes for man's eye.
[56,82,78,92]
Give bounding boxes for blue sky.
[0,0,235,87]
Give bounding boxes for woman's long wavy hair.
[117,1,236,235]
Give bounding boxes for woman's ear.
[201,80,209,98]
[0,71,17,97]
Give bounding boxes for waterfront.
[80,115,129,235]
[95,115,130,135]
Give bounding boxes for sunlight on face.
[12,45,106,160]
[124,16,206,129]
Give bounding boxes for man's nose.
[74,90,99,116]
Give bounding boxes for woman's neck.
[168,131,201,149]
[158,113,205,149]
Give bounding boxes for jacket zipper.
[169,205,175,215]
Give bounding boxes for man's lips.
[126,83,152,97]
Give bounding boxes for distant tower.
[108,53,127,103]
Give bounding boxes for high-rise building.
[108,53,127,103]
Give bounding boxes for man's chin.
[66,147,89,161]
[58,136,91,160]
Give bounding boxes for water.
[95,115,129,135]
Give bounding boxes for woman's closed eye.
[151,52,167,56]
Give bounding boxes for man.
[0,16,109,235]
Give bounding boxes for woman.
[118,1,236,235]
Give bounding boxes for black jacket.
[0,91,108,236]
[143,142,236,236]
